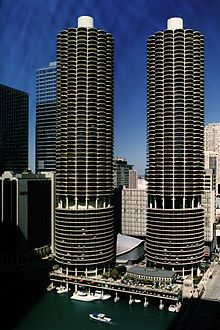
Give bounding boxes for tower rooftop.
[167,17,183,30]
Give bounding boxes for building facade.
[0,84,28,175]
[204,151,218,186]
[114,157,137,188]
[202,169,216,256]
[55,16,115,276]
[0,171,54,264]
[146,18,204,272]
[36,62,57,172]
[121,178,147,238]
[205,123,220,195]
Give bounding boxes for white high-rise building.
[55,16,115,276]
[146,18,204,273]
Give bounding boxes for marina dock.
[49,269,181,306]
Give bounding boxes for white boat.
[144,301,149,307]
[134,299,141,303]
[70,291,99,302]
[47,283,55,292]
[159,299,164,310]
[114,293,120,302]
[168,304,177,312]
[175,302,181,312]
[56,285,69,294]
[144,298,149,307]
[89,312,112,324]
[94,290,111,301]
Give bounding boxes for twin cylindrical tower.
[55,16,115,276]
[146,18,205,272]
[55,16,205,275]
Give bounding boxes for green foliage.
[110,268,119,280]
[193,275,202,285]
[102,272,110,278]
[115,265,127,275]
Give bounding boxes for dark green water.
[12,292,176,330]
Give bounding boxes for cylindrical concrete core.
[167,17,183,30]
[78,16,94,28]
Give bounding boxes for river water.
[12,291,176,330]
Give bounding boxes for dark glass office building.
[0,171,54,265]
[55,16,115,276]
[146,18,204,273]
[114,157,134,188]
[0,84,28,174]
[36,62,56,172]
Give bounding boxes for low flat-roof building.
[127,266,176,283]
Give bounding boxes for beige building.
[205,123,220,194]
[121,178,147,237]
[201,169,216,255]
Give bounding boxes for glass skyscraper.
[0,84,28,174]
[146,18,204,273]
[55,16,115,276]
[36,61,56,172]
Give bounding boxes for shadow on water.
[0,221,53,330]
[0,260,53,330]
[168,297,220,330]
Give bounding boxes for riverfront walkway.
[201,262,220,301]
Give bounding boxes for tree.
[110,268,119,280]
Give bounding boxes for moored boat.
[175,302,182,312]
[47,283,55,292]
[168,304,176,312]
[159,299,164,310]
[94,290,111,300]
[70,291,99,302]
[89,312,112,324]
[56,285,69,294]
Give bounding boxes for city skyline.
[1,0,220,174]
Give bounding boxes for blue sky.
[1,0,220,175]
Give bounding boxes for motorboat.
[175,302,182,312]
[144,298,149,307]
[168,304,177,312]
[114,293,120,302]
[70,291,99,302]
[89,312,112,324]
[159,299,164,310]
[134,299,141,303]
[47,283,55,292]
[56,285,69,294]
[94,290,111,300]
